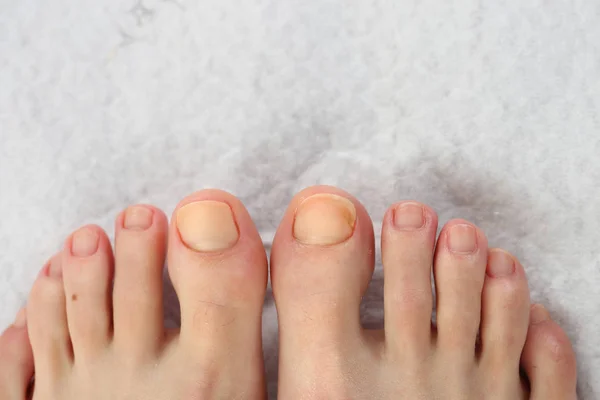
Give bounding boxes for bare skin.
[0,187,577,399]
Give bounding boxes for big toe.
[521,304,578,400]
[0,309,34,400]
[270,186,376,398]
[167,190,268,398]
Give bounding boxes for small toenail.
[47,256,63,278]
[530,304,551,324]
[13,308,27,328]
[176,200,239,252]
[448,224,478,254]
[487,249,515,277]
[123,206,154,230]
[393,203,425,230]
[71,228,100,257]
[293,193,356,246]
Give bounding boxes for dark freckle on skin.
[72,294,78,301]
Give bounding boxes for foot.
[271,186,577,399]
[0,190,268,400]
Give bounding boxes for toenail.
[293,193,356,246]
[71,227,100,257]
[530,304,551,324]
[393,203,425,230]
[487,250,515,277]
[176,200,239,252]
[13,308,27,328]
[47,256,63,278]
[448,224,478,254]
[123,206,154,230]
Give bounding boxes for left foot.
[0,190,269,400]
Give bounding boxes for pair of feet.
[0,186,577,399]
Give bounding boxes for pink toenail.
[393,203,425,230]
[124,206,154,230]
[487,249,515,277]
[448,224,478,254]
[71,227,100,257]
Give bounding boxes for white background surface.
[1,0,599,398]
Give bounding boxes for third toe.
[479,249,530,369]
[62,225,114,360]
[433,220,488,354]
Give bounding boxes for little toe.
[0,309,34,400]
[478,249,530,395]
[433,220,488,355]
[270,186,376,397]
[113,205,168,358]
[167,190,268,397]
[521,304,577,400]
[382,201,438,357]
[27,254,71,386]
[62,225,114,360]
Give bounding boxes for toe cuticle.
[393,202,425,230]
[293,193,357,246]
[123,206,154,230]
[487,249,515,277]
[176,200,239,252]
[71,227,100,257]
[447,224,478,254]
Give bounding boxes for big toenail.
[293,193,356,245]
[448,224,478,253]
[393,203,425,230]
[124,206,154,230]
[176,200,239,252]
[13,308,26,328]
[530,304,551,324]
[71,228,100,257]
[487,249,515,277]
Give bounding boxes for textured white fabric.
[1,0,599,398]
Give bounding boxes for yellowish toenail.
[124,206,154,230]
[176,200,239,252]
[448,224,477,254]
[71,227,100,257]
[487,249,515,277]
[530,304,551,324]
[13,308,26,328]
[293,193,356,245]
[393,203,425,230]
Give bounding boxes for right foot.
[271,186,578,399]
[0,190,269,400]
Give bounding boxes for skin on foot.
[0,186,578,399]
[271,185,577,400]
[0,190,268,400]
